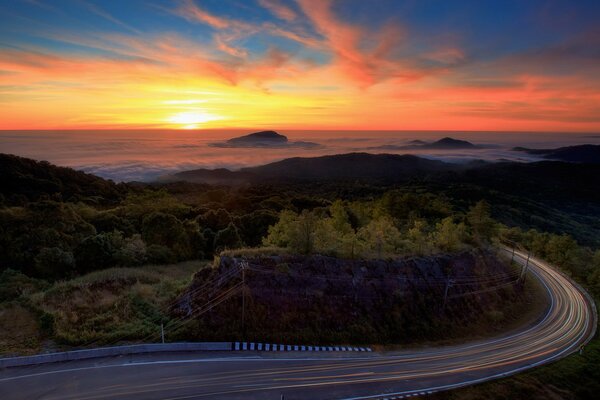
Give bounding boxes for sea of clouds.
[1,130,598,182]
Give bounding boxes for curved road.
[0,250,596,400]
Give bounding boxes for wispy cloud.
[259,0,298,22]
[80,0,141,34]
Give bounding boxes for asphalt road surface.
[0,249,596,400]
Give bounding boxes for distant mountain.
[228,130,288,145]
[209,130,320,149]
[513,144,600,163]
[168,168,254,185]
[168,153,458,184]
[423,137,476,149]
[167,151,600,205]
[368,137,477,151]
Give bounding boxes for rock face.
[175,250,526,344]
[227,130,288,145]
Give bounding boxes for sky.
[1,0,600,131]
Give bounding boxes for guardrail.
[0,342,231,369]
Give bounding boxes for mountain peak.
[227,130,288,144]
[434,137,474,147]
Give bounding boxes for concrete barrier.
[0,342,232,369]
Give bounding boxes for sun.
[167,110,223,129]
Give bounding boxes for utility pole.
[518,250,530,284]
[443,278,454,310]
[520,250,531,284]
[161,323,165,344]
[241,261,246,340]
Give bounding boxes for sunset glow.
[1,0,600,131]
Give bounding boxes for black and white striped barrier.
[378,390,435,399]
[233,342,372,352]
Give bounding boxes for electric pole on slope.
[443,277,455,311]
[520,250,531,284]
[241,260,247,340]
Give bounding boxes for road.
[0,250,596,400]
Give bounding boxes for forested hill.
[168,152,600,201]
[0,153,128,204]
[172,153,458,183]
[2,152,600,249]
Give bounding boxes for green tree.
[433,217,467,252]
[329,200,353,235]
[199,208,231,231]
[114,234,147,266]
[358,216,402,258]
[141,212,190,259]
[545,234,579,271]
[74,233,117,273]
[184,220,206,259]
[587,250,600,297]
[214,222,243,251]
[263,210,297,248]
[292,210,320,254]
[34,247,75,279]
[239,210,278,247]
[407,219,431,255]
[466,200,496,243]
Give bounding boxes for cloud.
[3,0,600,132]
[259,0,298,22]
[173,0,231,29]
[81,0,141,34]
[295,0,411,87]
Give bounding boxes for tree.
[466,200,496,243]
[114,234,147,266]
[433,217,467,252]
[199,208,231,231]
[141,212,190,259]
[587,250,600,297]
[263,210,297,248]
[407,219,431,255]
[34,247,75,279]
[184,220,206,259]
[545,234,578,271]
[146,244,176,264]
[291,210,319,254]
[214,223,243,251]
[329,200,353,236]
[239,210,278,247]
[358,217,402,258]
[74,233,117,273]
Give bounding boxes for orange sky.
[1,0,599,132]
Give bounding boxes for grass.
[218,246,290,259]
[0,260,210,355]
[0,302,43,356]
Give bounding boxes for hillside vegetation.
[1,153,599,400]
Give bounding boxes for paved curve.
[0,250,596,400]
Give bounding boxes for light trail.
[0,250,595,400]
